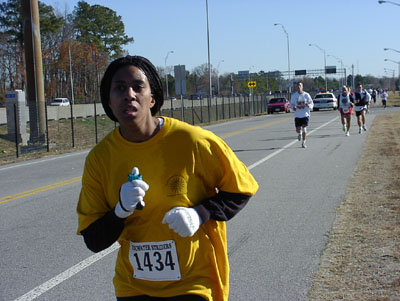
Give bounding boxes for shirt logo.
[166,175,187,196]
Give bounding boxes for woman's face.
[108,65,155,128]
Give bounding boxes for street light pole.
[309,43,327,90]
[216,60,224,95]
[378,0,400,6]
[327,54,344,87]
[274,23,291,93]
[248,65,254,95]
[384,68,395,89]
[206,0,212,99]
[384,47,400,53]
[164,50,174,99]
[384,49,400,89]
[384,59,400,89]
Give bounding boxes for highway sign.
[174,65,187,95]
[238,70,249,79]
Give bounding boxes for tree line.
[0,0,397,107]
[0,0,131,106]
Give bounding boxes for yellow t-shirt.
[77,117,258,300]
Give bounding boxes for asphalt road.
[1,104,398,301]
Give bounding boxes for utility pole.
[21,0,46,144]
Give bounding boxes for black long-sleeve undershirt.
[80,191,251,253]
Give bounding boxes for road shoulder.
[309,111,400,299]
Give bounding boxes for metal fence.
[0,94,270,161]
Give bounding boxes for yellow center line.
[1,116,289,204]
[0,176,82,204]
[220,117,290,138]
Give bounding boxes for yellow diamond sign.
[248,81,256,88]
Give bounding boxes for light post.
[205,0,212,99]
[378,0,400,6]
[309,43,327,90]
[216,60,224,95]
[248,65,255,95]
[164,50,174,99]
[384,68,395,76]
[384,47,400,53]
[68,42,75,105]
[384,68,395,89]
[274,23,291,92]
[327,54,345,87]
[384,49,400,89]
[384,58,400,89]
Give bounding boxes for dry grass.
[309,95,400,300]
[0,116,116,164]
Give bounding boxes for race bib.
[129,240,181,281]
[343,107,349,113]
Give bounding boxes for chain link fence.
[0,94,272,162]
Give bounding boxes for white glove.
[114,167,149,218]
[162,207,201,237]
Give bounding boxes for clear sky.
[41,0,400,78]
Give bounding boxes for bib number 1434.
[129,240,181,281]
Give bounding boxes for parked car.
[189,94,203,100]
[50,98,70,106]
[312,93,337,111]
[267,97,291,114]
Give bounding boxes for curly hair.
[100,55,164,122]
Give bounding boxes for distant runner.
[371,88,377,104]
[381,89,388,108]
[290,81,314,148]
[353,84,371,134]
[337,86,355,136]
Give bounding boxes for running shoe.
[302,141,307,148]
[343,124,347,132]
[359,128,362,134]
[363,125,367,131]
[346,131,350,136]
[298,134,301,141]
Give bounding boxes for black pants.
[117,295,206,301]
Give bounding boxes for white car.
[50,98,70,106]
[312,93,337,111]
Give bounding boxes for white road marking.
[0,150,89,171]
[248,116,339,170]
[12,116,339,300]
[14,243,120,301]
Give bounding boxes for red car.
[267,97,291,114]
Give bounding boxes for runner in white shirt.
[353,84,371,134]
[366,88,373,113]
[381,89,388,108]
[290,81,314,148]
[337,86,355,136]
